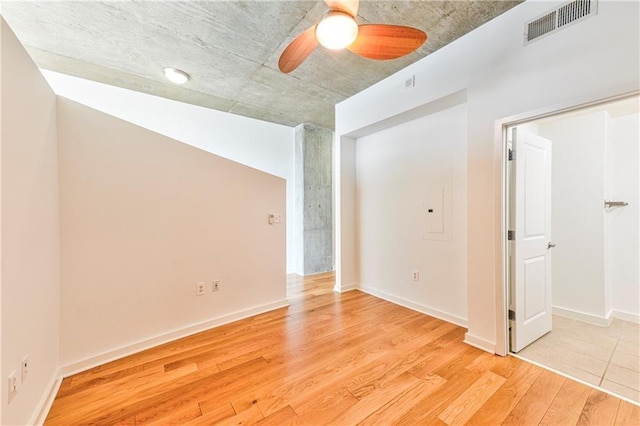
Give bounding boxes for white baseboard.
[358,284,467,328]
[463,333,496,354]
[335,281,358,293]
[612,310,640,324]
[552,306,613,327]
[60,299,289,377]
[30,368,62,426]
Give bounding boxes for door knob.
[547,242,556,249]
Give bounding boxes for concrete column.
[294,123,333,275]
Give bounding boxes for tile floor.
[517,315,640,402]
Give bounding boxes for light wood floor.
[46,272,640,425]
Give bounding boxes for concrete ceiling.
[2,1,522,129]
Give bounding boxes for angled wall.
[41,71,297,273]
[57,98,287,369]
[1,18,60,425]
[1,15,287,423]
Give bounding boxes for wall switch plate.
[268,213,283,224]
[212,281,220,292]
[196,282,206,296]
[8,371,18,403]
[412,271,420,281]
[21,356,28,384]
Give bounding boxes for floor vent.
[524,0,597,45]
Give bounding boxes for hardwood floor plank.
[58,376,73,391]
[295,387,359,424]
[46,364,192,424]
[359,374,447,425]
[432,344,486,379]
[326,373,421,425]
[465,360,543,424]
[56,358,262,425]
[184,403,236,425]
[255,405,308,425]
[437,370,507,425]
[466,351,522,379]
[539,378,592,425]
[300,320,454,402]
[44,273,635,426]
[501,368,565,426]
[135,357,270,421]
[279,320,455,418]
[615,400,640,425]
[576,389,621,425]
[254,324,413,417]
[348,326,463,401]
[395,368,485,424]
[224,324,390,415]
[216,405,264,426]
[55,364,146,398]
[408,342,480,380]
[138,403,203,425]
[113,415,136,425]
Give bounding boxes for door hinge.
[508,309,515,321]
[508,149,515,161]
[508,230,515,240]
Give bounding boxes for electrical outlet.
[212,281,220,292]
[196,282,206,296]
[8,371,17,403]
[412,271,420,281]
[21,356,28,384]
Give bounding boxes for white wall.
[538,112,609,319]
[57,98,287,369]
[1,18,60,425]
[336,0,639,351]
[608,113,640,320]
[42,71,298,273]
[356,102,468,325]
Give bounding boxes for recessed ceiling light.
[163,67,190,85]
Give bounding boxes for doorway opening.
[504,95,639,403]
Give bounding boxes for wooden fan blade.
[348,24,426,60]
[324,0,359,17]
[278,25,318,73]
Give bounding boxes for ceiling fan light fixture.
[163,67,190,84]
[315,11,358,50]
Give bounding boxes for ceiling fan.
[278,0,427,73]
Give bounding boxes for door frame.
[494,87,639,356]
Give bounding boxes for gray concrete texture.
[295,124,333,274]
[1,1,522,129]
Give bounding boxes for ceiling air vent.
[524,0,598,45]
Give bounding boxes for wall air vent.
[524,0,598,45]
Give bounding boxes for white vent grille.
[524,0,597,44]
[527,11,557,41]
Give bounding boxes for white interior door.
[510,127,553,353]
